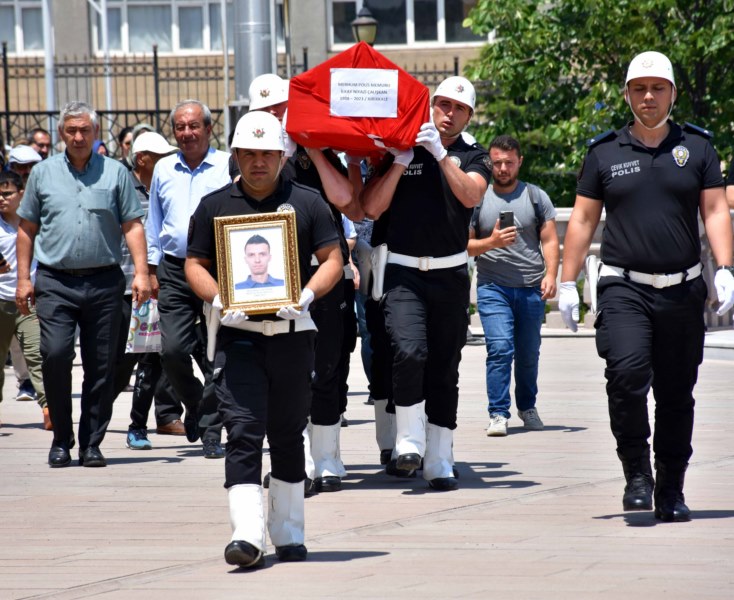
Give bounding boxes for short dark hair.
[27,127,50,143]
[0,170,24,191]
[117,126,133,145]
[489,135,522,156]
[245,234,270,249]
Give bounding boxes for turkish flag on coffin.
[285,42,430,155]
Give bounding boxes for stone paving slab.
[1,336,733,599]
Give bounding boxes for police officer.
[185,111,342,567]
[559,51,734,521]
[249,72,362,492]
[360,76,492,491]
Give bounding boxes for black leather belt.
[164,255,186,267]
[40,264,118,277]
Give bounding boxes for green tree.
[464,0,734,206]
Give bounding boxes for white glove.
[388,147,414,168]
[212,294,223,310]
[714,268,734,315]
[276,287,315,320]
[558,281,580,332]
[221,309,249,327]
[281,109,297,158]
[415,122,447,161]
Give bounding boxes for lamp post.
[351,4,378,46]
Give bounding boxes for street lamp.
[351,4,378,46]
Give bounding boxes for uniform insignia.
[450,155,461,168]
[253,128,265,138]
[296,150,311,170]
[456,84,465,93]
[259,88,270,99]
[672,145,689,167]
[277,203,295,213]
[482,155,492,169]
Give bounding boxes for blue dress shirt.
[18,152,143,269]
[145,147,231,264]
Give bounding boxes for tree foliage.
[463,0,734,206]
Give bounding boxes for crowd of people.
[1,49,734,567]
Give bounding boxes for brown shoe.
[42,407,53,431]
[156,419,186,436]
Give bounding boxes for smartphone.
[499,211,514,230]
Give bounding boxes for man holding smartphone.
[468,135,559,437]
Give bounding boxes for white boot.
[423,423,458,491]
[334,421,347,478]
[225,484,266,567]
[303,421,315,480]
[395,400,426,458]
[311,423,345,483]
[374,399,396,451]
[267,477,306,556]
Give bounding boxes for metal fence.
[1,44,459,157]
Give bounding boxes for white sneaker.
[486,415,508,437]
[518,408,544,431]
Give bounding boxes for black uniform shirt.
[577,121,724,273]
[282,146,350,265]
[376,138,491,257]
[187,178,340,299]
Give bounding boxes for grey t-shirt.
[471,181,556,287]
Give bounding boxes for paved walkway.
[1,333,733,599]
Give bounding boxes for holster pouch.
[371,243,388,301]
[585,254,599,314]
[355,238,373,296]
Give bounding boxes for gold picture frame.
[214,212,301,315]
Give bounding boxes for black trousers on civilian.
[35,266,125,450]
[338,280,358,415]
[595,276,707,465]
[129,351,181,429]
[365,295,394,413]
[157,256,221,441]
[112,295,138,398]
[382,264,469,430]
[215,327,315,488]
[310,277,345,426]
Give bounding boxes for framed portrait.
[214,212,301,315]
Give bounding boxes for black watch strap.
[717,265,734,275]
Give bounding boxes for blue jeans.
[477,282,545,418]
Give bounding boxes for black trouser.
[365,295,394,413]
[129,351,181,430]
[338,279,358,415]
[382,264,469,430]
[215,328,315,488]
[595,276,707,465]
[157,256,221,442]
[310,277,345,426]
[35,266,124,450]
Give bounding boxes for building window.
[329,0,484,48]
[0,1,46,54]
[179,6,203,50]
[129,5,172,53]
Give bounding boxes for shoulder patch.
[683,122,714,139]
[586,129,616,147]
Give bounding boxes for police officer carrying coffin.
[185,111,342,567]
[560,51,734,521]
[361,76,492,491]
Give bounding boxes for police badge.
[672,145,689,168]
[450,155,462,168]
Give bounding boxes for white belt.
[599,263,702,289]
[227,316,317,336]
[387,250,468,272]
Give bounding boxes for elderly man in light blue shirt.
[16,100,150,469]
[145,99,230,458]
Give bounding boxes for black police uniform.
[380,140,491,428]
[577,121,723,469]
[282,148,355,429]
[187,179,339,488]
